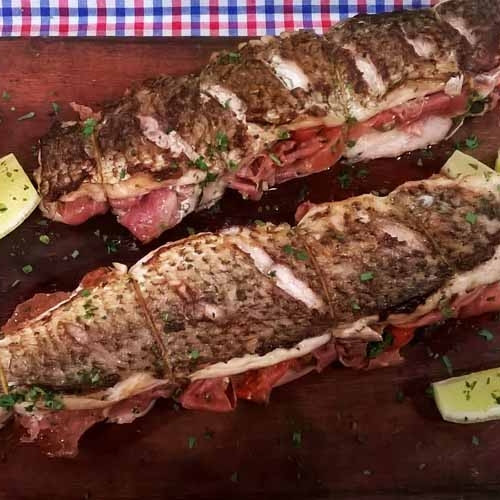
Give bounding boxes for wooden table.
[1,39,500,500]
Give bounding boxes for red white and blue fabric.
[1,1,437,37]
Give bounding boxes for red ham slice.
[16,384,171,458]
[18,409,105,458]
[179,377,236,412]
[114,188,180,243]
[58,197,108,225]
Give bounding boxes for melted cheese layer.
[190,333,331,381]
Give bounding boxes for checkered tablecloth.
[0,1,436,37]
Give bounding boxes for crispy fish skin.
[35,0,500,240]
[4,167,500,394]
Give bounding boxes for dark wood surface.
[1,38,500,500]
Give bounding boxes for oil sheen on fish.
[36,0,500,242]
[3,155,500,456]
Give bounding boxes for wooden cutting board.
[1,39,500,500]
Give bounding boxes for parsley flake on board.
[22,264,33,274]
[51,102,60,114]
[478,329,494,341]
[292,431,302,448]
[465,135,479,150]
[442,355,453,376]
[39,234,50,245]
[17,111,36,121]
[188,436,197,449]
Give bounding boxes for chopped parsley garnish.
[346,140,357,148]
[83,299,98,319]
[269,153,282,166]
[1,90,11,101]
[51,102,60,114]
[439,299,455,319]
[194,156,208,171]
[0,386,64,411]
[82,118,97,137]
[17,111,36,121]
[0,203,7,212]
[254,219,265,226]
[367,331,393,358]
[442,355,453,376]
[119,168,127,180]
[359,271,374,282]
[0,392,24,409]
[346,115,358,125]
[106,239,120,254]
[78,368,101,386]
[425,385,434,398]
[188,436,197,449]
[472,435,480,446]
[215,131,229,152]
[228,160,239,172]
[268,270,277,278]
[338,168,351,189]
[80,289,91,297]
[351,301,361,311]
[478,329,494,341]
[205,172,218,183]
[356,167,369,178]
[22,264,33,274]
[282,244,308,261]
[187,227,196,236]
[277,129,291,140]
[465,212,477,225]
[465,135,479,150]
[189,349,200,360]
[39,234,50,245]
[292,431,302,448]
[223,98,231,109]
[228,52,240,63]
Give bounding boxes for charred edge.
[130,278,173,380]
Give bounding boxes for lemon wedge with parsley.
[433,367,500,423]
[0,153,40,239]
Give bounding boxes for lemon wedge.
[0,153,40,239]
[433,367,500,423]
[441,150,496,179]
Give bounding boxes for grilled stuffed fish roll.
[36,0,500,242]
[4,152,500,456]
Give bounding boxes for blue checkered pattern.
[0,1,437,37]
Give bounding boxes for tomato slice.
[390,327,416,349]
